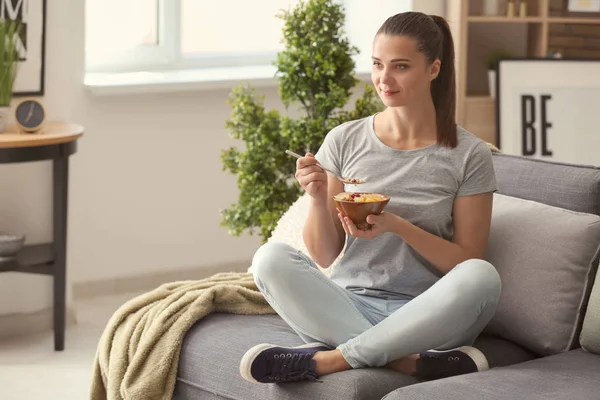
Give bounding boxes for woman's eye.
[396,64,408,70]
[372,61,381,67]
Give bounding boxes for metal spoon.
[285,150,365,184]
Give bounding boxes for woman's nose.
[379,68,392,85]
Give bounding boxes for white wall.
[0,0,444,317]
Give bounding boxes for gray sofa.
[174,152,600,400]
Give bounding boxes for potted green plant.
[486,50,513,98]
[220,0,383,242]
[0,19,22,132]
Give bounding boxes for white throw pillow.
[248,193,342,275]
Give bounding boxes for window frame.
[85,0,289,74]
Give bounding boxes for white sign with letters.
[497,59,600,167]
[568,0,600,12]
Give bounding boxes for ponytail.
[430,15,457,148]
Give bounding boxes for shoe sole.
[239,342,326,384]
[424,345,490,373]
[457,346,489,371]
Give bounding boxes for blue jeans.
[251,242,502,369]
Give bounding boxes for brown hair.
[377,12,457,148]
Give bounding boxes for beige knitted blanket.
[89,272,275,400]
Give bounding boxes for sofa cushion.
[471,335,537,368]
[492,153,600,215]
[581,266,600,354]
[175,313,535,400]
[381,349,600,400]
[261,193,315,265]
[259,193,342,273]
[175,313,417,400]
[483,193,600,356]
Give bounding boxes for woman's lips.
[382,90,398,96]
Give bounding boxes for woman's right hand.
[294,152,329,200]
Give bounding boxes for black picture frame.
[8,0,47,97]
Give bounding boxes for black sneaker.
[240,342,329,384]
[414,346,489,381]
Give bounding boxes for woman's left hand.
[338,211,402,240]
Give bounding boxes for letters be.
[521,94,553,156]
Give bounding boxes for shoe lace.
[420,353,460,370]
[269,352,319,382]
[423,353,461,363]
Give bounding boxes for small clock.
[15,98,46,133]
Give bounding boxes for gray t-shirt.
[315,114,497,301]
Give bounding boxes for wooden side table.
[0,121,84,351]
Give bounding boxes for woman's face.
[371,34,440,108]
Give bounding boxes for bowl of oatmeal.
[333,192,390,230]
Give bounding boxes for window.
[84,0,415,91]
[86,0,164,73]
[85,0,302,74]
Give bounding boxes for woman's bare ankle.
[312,349,352,376]
[386,354,418,375]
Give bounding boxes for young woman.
[239,11,501,384]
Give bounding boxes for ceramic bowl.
[0,232,25,260]
[333,192,391,230]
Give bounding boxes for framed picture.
[5,0,47,96]
[496,59,600,166]
[567,0,600,12]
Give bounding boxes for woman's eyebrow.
[371,56,411,62]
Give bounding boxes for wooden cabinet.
[464,96,496,144]
[447,0,600,144]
